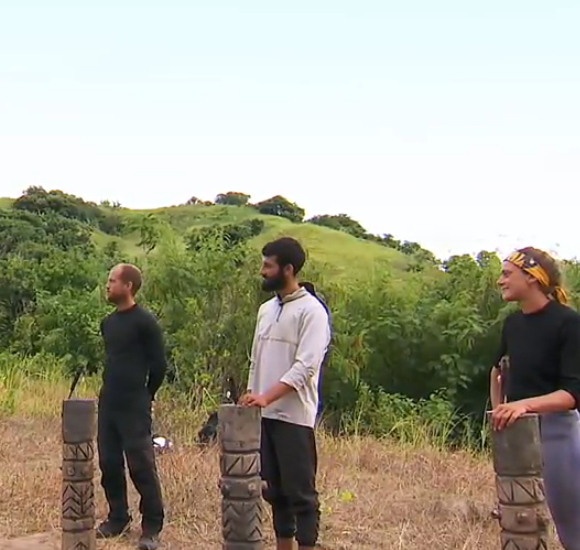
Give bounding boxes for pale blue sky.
[1,1,579,259]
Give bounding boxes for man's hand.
[490,400,531,431]
[239,392,269,408]
[238,392,251,406]
[240,382,294,408]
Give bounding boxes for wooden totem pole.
[488,411,550,549]
[61,398,97,550]
[218,404,264,550]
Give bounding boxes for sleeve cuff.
[279,373,302,391]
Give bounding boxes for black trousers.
[97,399,164,534]
[260,417,320,547]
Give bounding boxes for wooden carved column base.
[488,412,550,550]
[62,398,97,550]
[218,404,264,550]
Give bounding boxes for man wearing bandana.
[490,247,580,550]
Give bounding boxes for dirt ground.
[0,415,563,550]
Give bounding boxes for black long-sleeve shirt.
[99,303,168,408]
[494,300,580,408]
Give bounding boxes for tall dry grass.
[0,368,562,549]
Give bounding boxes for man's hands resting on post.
[239,393,269,408]
[239,382,295,408]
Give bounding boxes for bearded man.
[240,237,331,550]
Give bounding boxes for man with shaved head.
[96,263,168,550]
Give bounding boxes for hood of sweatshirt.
[276,285,310,306]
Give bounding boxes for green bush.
[2,193,579,449]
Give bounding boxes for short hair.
[262,237,306,275]
[118,263,143,295]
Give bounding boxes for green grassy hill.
[1,194,437,282]
[0,197,13,209]
[95,203,424,280]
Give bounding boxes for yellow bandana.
[505,250,568,305]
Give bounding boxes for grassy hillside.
[85,202,423,281]
[2,190,442,283]
[160,205,412,273]
[0,197,13,209]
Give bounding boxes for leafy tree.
[13,186,124,235]
[307,214,368,239]
[135,214,164,254]
[186,218,265,252]
[254,195,305,223]
[215,192,251,206]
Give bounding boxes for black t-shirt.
[494,300,580,408]
[99,303,168,407]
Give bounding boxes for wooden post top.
[486,411,539,418]
[486,412,543,476]
[218,404,261,453]
[62,398,97,443]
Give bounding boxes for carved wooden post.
[218,404,264,550]
[61,398,97,550]
[488,412,550,550]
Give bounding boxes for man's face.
[260,256,290,292]
[106,266,131,304]
[497,261,534,301]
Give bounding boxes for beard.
[261,272,287,292]
[106,291,122,304]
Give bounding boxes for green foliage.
[215,191,251,206]
[96,197,422,282]
[3,187,580,448]
[185,218,265,251]
[307,213,368,239]
[254,195,305,223]
[12,186,124,235]
[306,212,438,268]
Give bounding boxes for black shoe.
[96,517,131,538]
[138,532,160,550]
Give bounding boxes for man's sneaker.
[95,517,131,538]
[138,532,160,550]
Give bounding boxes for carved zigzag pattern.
[62,482,95,519]
[222,499,263,542]
[220,453,259,477]
[63,442,95,461]
[502,536,548,550]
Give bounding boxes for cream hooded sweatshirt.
[247,286,331,428]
